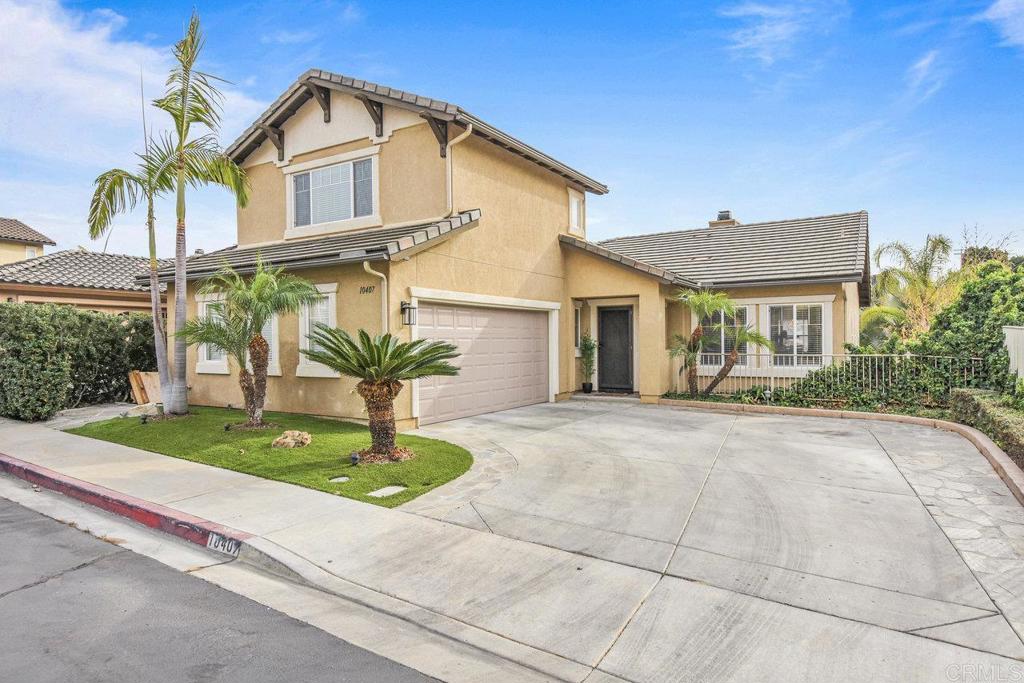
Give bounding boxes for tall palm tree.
[155,12,249,415]
[864,235,962,341]
[669,289,735,397]
[178,261,321,427]
[88,144,174,407]
[702,324,774,396]
[302,329,459,460]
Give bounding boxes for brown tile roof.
[154,210,482,282]
[598,211,870,291]
[0,249,170,292]
[226,70,608,195]
[0,218,56,246]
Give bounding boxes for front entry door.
[598,307,633,392]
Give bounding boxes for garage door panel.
[417,303,549,424]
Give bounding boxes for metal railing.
[680,353,988,407]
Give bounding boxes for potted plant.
[579,333,597,393]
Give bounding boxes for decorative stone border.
[659,398,1024,508]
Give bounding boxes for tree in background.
[178,261,321,427]
[156,13,248,415]
[862,235,963,342]
[960,224,1011,269]
[302,330,459,460]
[669,289,735,397]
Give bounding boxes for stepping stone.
[329,476,350,483]
[367,485,406,498]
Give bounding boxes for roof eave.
[559,234,694,287]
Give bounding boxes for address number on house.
[206,532,241,557]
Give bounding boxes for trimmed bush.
[950,388,1024,470]
[0,303,157,421]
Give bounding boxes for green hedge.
[0,303,157,421]
[950,388,1024,470]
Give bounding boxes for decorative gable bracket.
[355,95,384,137]
[420,114,448,158]
[303,82,331,123]
[258,125,285,161]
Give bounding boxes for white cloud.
[0,0,265,257]
[982,0,1024,48]
[904,49,946,104]
[720,1,848,66]
[260,30,317,45]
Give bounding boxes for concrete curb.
[0,452,253,556]
[659,398,1024,507]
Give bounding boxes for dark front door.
[598,307,633,392]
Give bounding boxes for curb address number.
[207,532,241,557]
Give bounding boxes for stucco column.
[638,285,670,402]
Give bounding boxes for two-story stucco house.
[0,218,55,265]
[159,70,869,428]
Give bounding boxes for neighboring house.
[0,217,55,265]
[158,69,869,428]
[0,249,169,314]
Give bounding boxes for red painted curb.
[0,452,252,556]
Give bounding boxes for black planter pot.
[582,382,593,394]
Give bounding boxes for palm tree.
[178,261,321,427]
[88,143,174,407]
[702,324,774,396]
[302,329,459,460]
[864,235,962,342]
[669,289,735,396]
[155,12,249,415]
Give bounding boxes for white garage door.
[417,303,549,425]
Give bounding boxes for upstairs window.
[568,189,584,235]
[25,246,37,259]
[293,158,373,228]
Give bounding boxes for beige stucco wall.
[0,241,43,265]
[172,261,392,424]
[0,285,153,314]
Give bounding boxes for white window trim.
[195,293,230,375]
[284,147,381,240]
[408,287,561,419]
[297,283,339,378]
[246,314,281,377]
[573,303,583,358]
[760,300,833,378]
[697,305,752,372]
[25,246,37,259]
[567,187,585,236]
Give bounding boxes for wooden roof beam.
[420,114,448,158]
[355,94,383,137]
[303,82,331,123]
[258,125,284,161]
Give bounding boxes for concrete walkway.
[2,403,1024,681]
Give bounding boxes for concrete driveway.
[409,399,1024,680]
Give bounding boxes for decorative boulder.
[272,430,312,448]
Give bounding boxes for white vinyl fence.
[1004,326,1024,378]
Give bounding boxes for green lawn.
[68,406,472,508]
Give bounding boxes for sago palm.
[302,329,459,460]
[670,289,735,396]
[702,325,774,396]
[156,12,249,415]
[178,261,321,427]
[863,235,962,342]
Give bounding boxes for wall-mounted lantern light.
[401,301,417,326]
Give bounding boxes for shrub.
[950,388,1024,470]
[0,303,157,421]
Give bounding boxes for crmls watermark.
[946,663,1024,682]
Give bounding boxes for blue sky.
[1,0,1022,260]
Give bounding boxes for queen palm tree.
[702,324,774,396]
[178,261,321,427]
[669,289,735,396]
[863,235,963,342]
[302,329,459,460]
[155,12,248,415]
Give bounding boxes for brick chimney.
[708,210,740,228]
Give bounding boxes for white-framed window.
[25,246,37,259]
[769,303,824,366]
[700,307,750,366]
[284,148,380,239]
[246,315,281,377]
[297,283,339,378]
[568,188,585,236]
[196,294,229,375]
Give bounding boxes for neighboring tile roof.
[155,210,482,282]
[226,69,608,195]
[0,249,170,292]
[0,218,56,246]
[559,234,696,287]
[598,211,870,289]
